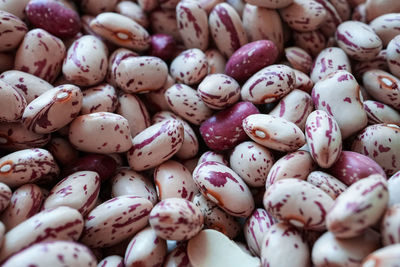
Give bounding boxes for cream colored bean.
[81,84,118,115]
[0,10,27,52]
[307,171,347,199]
[0,122,50,151]
[115,1,149,28]
[90,12,150,51]
[243,114,306,152]
[0,206,84,261]
[386,35,400,78]
[127,119,184,171]
[362,244,400,267]
[69,112,132,154]
[80,196,153,248]
[170,48,208,86]
[364,100,400,124]
[0,80,26,123]
[205,49,226,74]
[22,84,82,134]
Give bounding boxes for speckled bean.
[364,100,400,124]
[193,161,254,217]
[0,182,11,212]
[81,83,117,115]
[89,12,150,51]
[199,101,259,151]
[0,148,59,187]
[229,141,274,187]
[198,151,228,166]
[386,35,400,78]
[0,80,26,123]
[2,241,97,267]
[305,110,342,168]
[362,69,400,110]
[0,184,44,230]
[310,47,351,83]
[22,84,82,134]
[0,70,53,104]
[312,70,368,138]
[69,112,132,154]
[15,29,66,83]
[225,40,278,83]
[266,150,316,188]
[143,75,174,113]
[260,222,310,267]
[197,74,240,110]
[242,4,284,53]
[176,1,209,51]
[293,69,314,93]
[46,137,78,165]
[263,178,334,230]
[280,0,327,32]
[365,0,400,22]
[243,114,306,152]
[115,1,149,28]
[165,84,213,125]
[111,168,157,205]
[0,10,27,52]
[328,151,387,186]
[80,0,119,15]
[388,171,400,206]
[362,244,400,266]
[205,49,226,74]
[306,171,347,199]
[127,119,184,171]
[164,244,191,267]
[62,35,108,86]
[241,64,296,104]
[98,255,124,267]
[284,47,312,74]
[106,48,138,87]
[370,13,400,47]
[193,193,240,239]
[243,208,276,257]
[154,160,198,201]
[80,196,153,248]
[381,203,400,245]
[43,171,100,216]
[312,229,380,267]
[269,89,314,131]
[335,21,382,61]
[149,197,203,241]
[115,56,168,93]
[209,3,248,58]
[152,111,199,159]
[170,48,208,85]
[150,9,181,42]
[0,206,84,262]
[124,226,167,267]
[0,122,50,151]
[352,124,400,176]
[0,0,30,19]
[326,174,388,238]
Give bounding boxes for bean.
[170,48,208,85]
[388,171,400,206]
[0,80,27,123]
[115,1,149,28]
[307,171,347,199]
[0,122,50,151]
[284,46,312,74]
[0,10,27,52]
[362,244,400,266]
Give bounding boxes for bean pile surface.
[0,0,399,266]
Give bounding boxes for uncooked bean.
[164,244,191,267]
[124,226,167,267]
[150,9,182,42]
[154,160,198,201]
[0,182,11,212]
[263,178,334,230]
[98,255,124,267]
[62,35,108,87]
[198,151,228,166]
[80,196,153,248]
[268,89,314,131]
[243,114,306,152]
[260,222,310,267]
[0,206,84,261]
[81,83,118,115]
[205,49,226,74]
[370,13,400,46]
[326,174,388,238]
[0,80,26,123]
[209,3,248,58]
[363,100,400,124]
[0,184,44,230]
[229,141,274,187]
[176,1,209,51]
[115,1,149,28]
[266,150,316,187]
[69,112,132,154]
[81,0,119,15]
[284,47,312,74]
[0,10,27,52]
[362,244,400,267]
[15,29,66,83]
[149,197,203,241]
[244,0,293,9]
[193,193,240,239]
[0,70,53,103]
[312,70,368,138]
[381,203,400,246]
[2,241,97,267]
[388,171,400,206]
[352,124,400,176]
[0,122,50,151]
[241,64,296,104]
[90,12,150,51]
[170,48,208,85]
[22,84,82,134]
[111,167,157,205]
[293,30,327,57]
[306,171,347,199]
[386,35,400,78]
[0,148,59,188]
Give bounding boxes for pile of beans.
[0,0,399,266]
